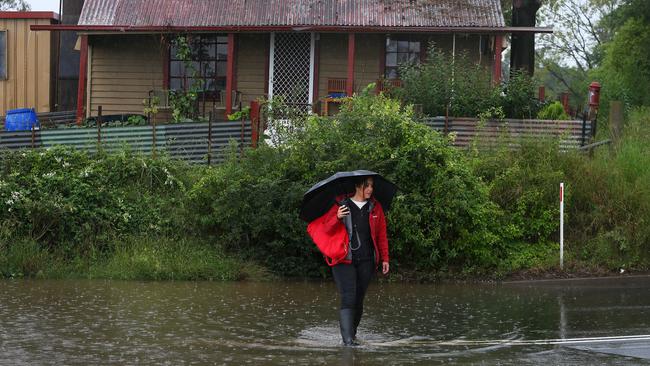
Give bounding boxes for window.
[385,37,421,79]
[0,31,7,80]
[169,34,228,98]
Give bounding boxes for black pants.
[331,259,375,311]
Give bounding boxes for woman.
[307,176,389,346]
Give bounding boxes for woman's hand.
[382,261,390,275]
[337,204,350,219]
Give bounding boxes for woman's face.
[356,177,374,200]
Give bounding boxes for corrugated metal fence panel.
[0,121,252,164]
[424,117,593,150]
[0,130,41,149]
[165,121,252,164]
[100,125,166,155]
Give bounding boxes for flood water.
[1,276,650,365]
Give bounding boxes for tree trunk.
[510,0,542,76]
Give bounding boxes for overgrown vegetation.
[2,95,649,281]
[397,48,542,119]
[0,147,260,280]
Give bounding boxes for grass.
[0,235,270,281]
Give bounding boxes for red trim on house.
[493,35,503,85]
[233,34,238,107]
[162,35,170,89]
[30,24,553,34]
[0,11,59,20]
[312,35,320,113]
[225,33,235,115]
[76,35,88,124]
[346,33,355,96]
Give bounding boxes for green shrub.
[398,48,540,119]
[0,147,191,254]
[190,91,504,275]
[537,101,570,120]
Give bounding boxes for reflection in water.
[1,277,650,365]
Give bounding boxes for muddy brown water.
[1,276,650,365]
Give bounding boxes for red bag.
[307,204,349,266]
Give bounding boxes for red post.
[493,35,503,85]
[560,92,570,114]
[538,86,545,101]
[76,35,88,125]
[346,33,355,97]
[225,33,235,116]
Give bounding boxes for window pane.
[409,41,421,53]
[170,61,185,77]
[217,43,228,61]
[397,52,408,64]
[216,61,227,77]
[217,36,228,43]
[206,43,217,59]
[204,79,216,92]
[409,53,420,63]
[170,78,182,90]
[385,68,398,79]
[215,77,226,90]
[196,43,210,59]
[386,53,397,67]
[0,31,6,79]
[398,40,409,52]
[386,38,397,52]
[202,61,216,77]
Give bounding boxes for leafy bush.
[398,48,541,119]
[190,91,504,275]
[0,147,190,255]
[537,101,570,120]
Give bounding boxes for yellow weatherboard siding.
[0,17,54,114]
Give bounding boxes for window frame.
[384,36,422,80]
[168,34,229,100]
[0,30,7,80]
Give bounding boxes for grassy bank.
[0,235,267,281]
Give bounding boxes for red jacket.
[307,196,389,267]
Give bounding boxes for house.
[31,0,550,122]
[0,11,59,115]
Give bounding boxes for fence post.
[560,183,564,269]
[97,106,102,149]
[208,111,213,166]
[609,101,624,146]
[151,112,157,159]
[444,104,449,134]
[580,113,587,147]
[250,100,260,148]
[31,125,36,149]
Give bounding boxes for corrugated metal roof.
[78,0,505,29]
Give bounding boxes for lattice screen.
[271,33,311,107]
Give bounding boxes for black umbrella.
[300,170,397,222]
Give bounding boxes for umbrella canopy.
[300,170,397,222]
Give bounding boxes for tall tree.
[0,0,30,11]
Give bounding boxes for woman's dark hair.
[353,176,373,188]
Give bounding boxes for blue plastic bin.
[5,108,39,131]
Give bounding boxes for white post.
[560,183,564,269]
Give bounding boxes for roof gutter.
[1,11,60,21]
[30,24,553,34]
